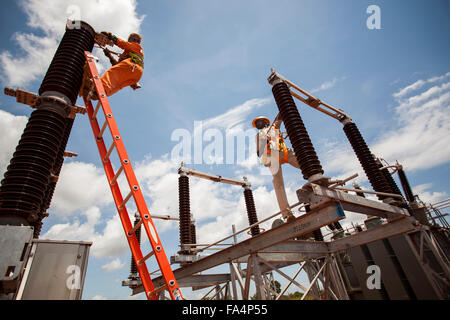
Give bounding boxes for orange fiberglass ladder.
[81,51,183,300]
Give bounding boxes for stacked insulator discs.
[244,189,260,237]
[39,21,95,105]
[40,118,74,213]
[376,160,402,198]
[190,223,197,250]
[130,216,142,277]
[178,175,191,253]
[343,122,393,200]
[0,109,66,225]
[0,20,95,230]
[272,82,324,180]
[397,168,415,203]
[380,167,402,197]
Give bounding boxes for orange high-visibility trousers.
[100,58,143,97]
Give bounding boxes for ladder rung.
[91,100,101,120]
[104,141,115,162]
[128,219,144,236]
[147,284,167,296]
[137,251,155,266]
[97,120,108,140]
[110,165,124,186]
[119,190,133,210]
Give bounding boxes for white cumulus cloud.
[101,258,125,272]
[310,76,346,94]
[50,161,112,216]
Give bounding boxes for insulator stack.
[129,215,142,277]
[178,175,192,253]
[397,167,415,203]
[377,163,402,197]
[32,118,75,238]
[0,109,66,226]
[342,121,393,200]
[271,82,324,181]
[39,21,96,105]
[0,21,95,229]
[42,118,75,210]
[190,222,197,250]
[244,188,260,237]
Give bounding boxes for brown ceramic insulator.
[190,223,197,250]
[272,81,324,180]
[378,163,402,197]
[397,168,415,203]
[343,122,393,200]
[39,21,95,105]
[244,189,260,237]
[129,216,142,277]
[178,175,191,253]
[40,118,75,214]
[0,109,66,225]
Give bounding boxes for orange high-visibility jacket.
[260,125,289,165]
[101,38,144,97]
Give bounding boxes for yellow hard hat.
[252,116,270,129]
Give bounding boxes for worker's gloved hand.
[101,31,118,44]
[130,83,142,90]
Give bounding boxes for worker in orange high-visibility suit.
[99,32,144,97]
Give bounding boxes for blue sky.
[0,0,449,300]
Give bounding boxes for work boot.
[82,78,99,100]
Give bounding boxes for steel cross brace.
[297,183,410,220]
[133,200,345,295]
[133,204,419,297]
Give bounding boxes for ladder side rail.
[84,97,158,300]
[84,52,183,300]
